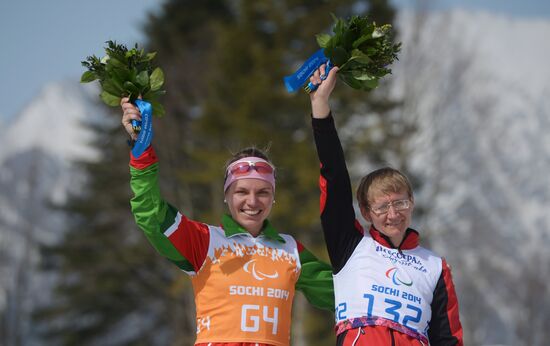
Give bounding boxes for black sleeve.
[428,261,463,345]
[312,115,364,274]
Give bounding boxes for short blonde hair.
[356,167,413,209]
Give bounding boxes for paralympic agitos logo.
[385,267,413,286]
[243,259,279,281]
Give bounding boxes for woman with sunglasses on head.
[307,67,463,345]
[120,97,334,346]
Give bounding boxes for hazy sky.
[1,0,549,123]
[393,0,550,18]
[0,0,159,123]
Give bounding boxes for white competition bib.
[333,235,442,338]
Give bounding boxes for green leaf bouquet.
[316,14,401,91]
[81,40,166,116]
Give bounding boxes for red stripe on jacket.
[167,214,210,272]
[441,258,464,345]
[319,163,327,214]
[130,145,158,169]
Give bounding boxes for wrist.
[311,100,331,118]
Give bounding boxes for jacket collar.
[221,214,286,243]
[368,225,419,250]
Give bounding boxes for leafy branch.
[81,40,166,116]
[316,14,401,91]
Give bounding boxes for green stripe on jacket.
[129,163,194,272]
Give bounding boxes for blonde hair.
[356,167,413,209]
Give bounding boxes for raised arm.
[121,98,209,274]
[309,67,364,274]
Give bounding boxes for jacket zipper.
[377,228,411,252]
[390,328,395,346]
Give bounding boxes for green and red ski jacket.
[129,146,334,346]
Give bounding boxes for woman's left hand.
[309,64,339,118]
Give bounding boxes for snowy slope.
[393,9,550,239]
[389,9,550,345]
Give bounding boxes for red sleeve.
[441,259,463,345]
[428,258,464,345]
[166,213,211,272]
[130,145,158,169]
[296,240,305,253]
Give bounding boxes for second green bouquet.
[317,14,401,91]
[284,14,401,93]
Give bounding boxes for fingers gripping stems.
[304,60,333,94]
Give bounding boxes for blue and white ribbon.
[131,99,154,158]
[284,49,329,93]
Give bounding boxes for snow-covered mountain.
[0,81,102,166]
[390,9,550,346]
[0,80,104,243]
[0,80,106,345]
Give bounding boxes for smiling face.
[225,178,274,237]
[360,191,414,247]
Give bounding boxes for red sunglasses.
[228,161,274,176]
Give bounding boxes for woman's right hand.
[120,97,142,140]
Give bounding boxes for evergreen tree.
[35,118,196,345]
